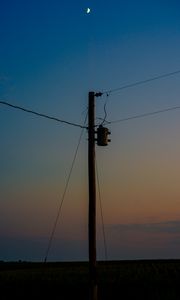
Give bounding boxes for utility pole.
[88,91,97,300]
[88,91,110,300]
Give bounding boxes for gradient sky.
[1,0,180,261]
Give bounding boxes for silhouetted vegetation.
[0,260,180,299]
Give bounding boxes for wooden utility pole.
[88,91,110,300]
[88,91,98,300]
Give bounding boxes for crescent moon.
[86,8,91,14]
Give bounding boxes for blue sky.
[1,0,180,261]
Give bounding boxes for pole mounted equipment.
[96,125,111,146]
[94,92,111,147]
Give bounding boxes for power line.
[0,100,86,129]
[103,105,180,125]
[44,113,88,262]
[103,69,180,95]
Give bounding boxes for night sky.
[1,0,180,261]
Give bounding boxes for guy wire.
[44,113,88,262]
[95,156,108,261]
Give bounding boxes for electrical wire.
[104,105,180,125]
[44,113,88,262]
[0,100,86,129]
[103,69,180,95]
[95,157,108,261]
[101,93,110,126]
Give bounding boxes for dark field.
[0,260,180,299]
